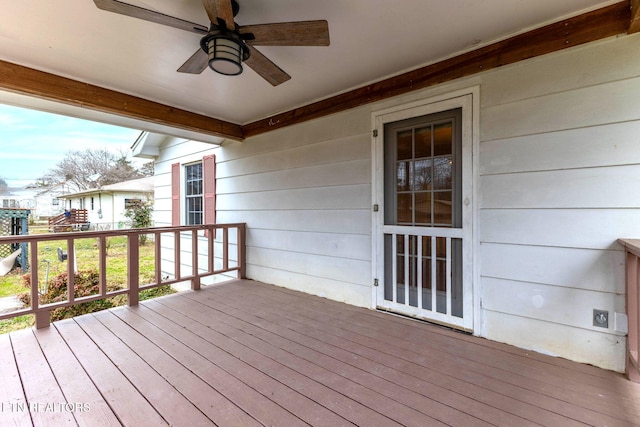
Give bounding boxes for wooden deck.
[1,280,639,426]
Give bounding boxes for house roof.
[60,176,155,199]
[0,1,637,143]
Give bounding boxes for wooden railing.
[619,239,640,383]
[48,209,89,232]
[0,223,246,329]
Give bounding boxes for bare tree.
[0,177,8,194]
[39,148,146,191]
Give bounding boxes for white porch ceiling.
[0,0,622,129]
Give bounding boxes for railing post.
[629,251,640,382]
[30,240,50,329]
[238,224,246,279]
[127,233,139,306]
[620,239,640,383]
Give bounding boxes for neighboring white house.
[0,182,70,220]
[60,176,154,230]
[134,32,640,374]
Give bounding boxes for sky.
[0,104,143,189]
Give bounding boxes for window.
[91,197,94,211]
[171,155,215,227]
[52,198,60,206]
[124,198,142,209]
[185,163,203,225]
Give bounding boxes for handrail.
[619,239,640,383]
[0,223,246,328]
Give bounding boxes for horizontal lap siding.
[155,111,374,306]
[219,117,373,305]
[478,33,640,371]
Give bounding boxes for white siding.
[153,32,640,371]
[477,33,640,372]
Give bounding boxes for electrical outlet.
[593,309,609,328]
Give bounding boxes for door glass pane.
[414,192,431,224]
[433,157,452,190]
[434,191,452,226]
[413,159,432,191]
[433,123,452,156]
[397,130,413,160]
[397,161,410,191]
[414,126,432,158]
[397,194,412,223]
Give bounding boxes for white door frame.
[371,87,480,332]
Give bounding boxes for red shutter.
[203,154,216,225]
[171,162,180,226]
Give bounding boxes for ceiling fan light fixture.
[202,33,249,76]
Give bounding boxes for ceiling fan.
[93,0,330,86]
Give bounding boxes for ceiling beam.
[243,1,630,138]
[630,0,640,33]
[0,59,244,141]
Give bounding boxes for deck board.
[1,279,639,427]
[120,301,312,427]
[218,281,637,426]
[157,294,441,427]
[11,328,75,426]
[33,326,121,427]
[93,309,261,427]
[0,334,32,426]
[54,318,168,426]
[73,313,213,426]
[198,284,586,426]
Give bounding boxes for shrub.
[124,199,153,245]
[18,269,174,322]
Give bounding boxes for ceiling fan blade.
[177,49,208,74]
[93,0,208,34]
[240,21,329,46]
[244,46,291,86]
[202,0,235,29]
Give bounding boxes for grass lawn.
[0,233,169,333]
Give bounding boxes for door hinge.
[372,129,378,137]
[374,278,379,287]
[373,204,379,212]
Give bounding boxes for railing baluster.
[99,236,107,297]
[417,235,423,310]
[431,237,437,312]
[154,231,161,285]
[66,238,75,304]
[191,229,200,290]
[446,237,452,316]
[223,227,229,271]
[127,232,139,306]
[174,231,181,280]
[391,234,397,303]
[208,225,215,274]
[404,234,409,305]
